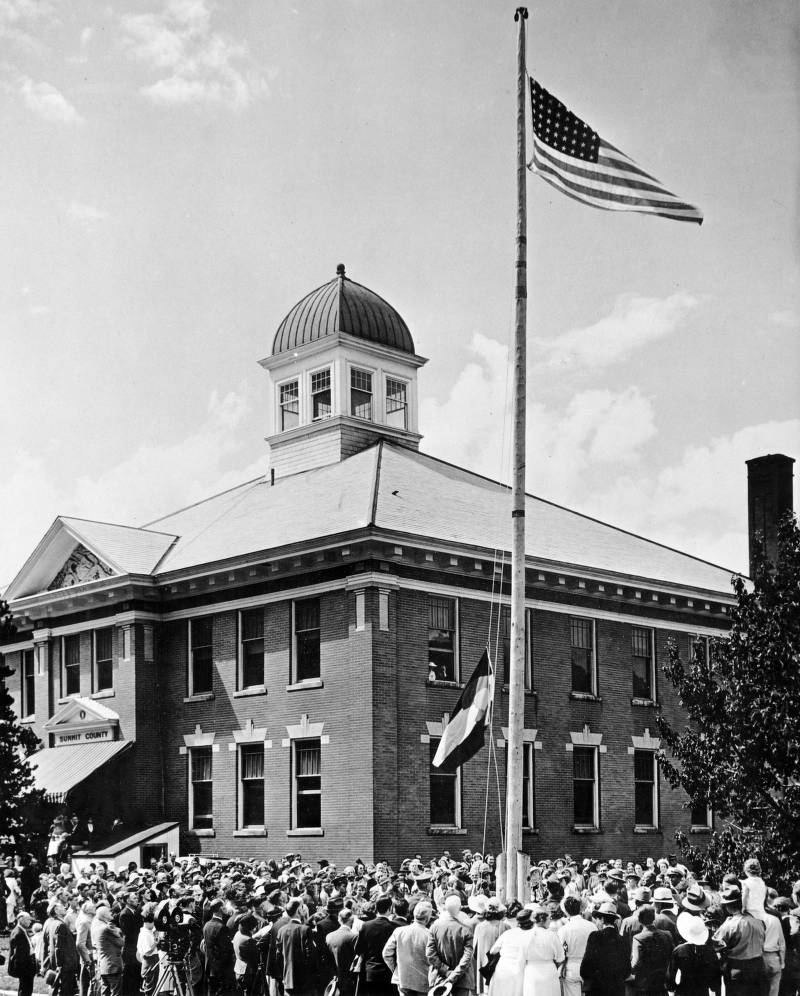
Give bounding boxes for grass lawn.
[0,936,48,994]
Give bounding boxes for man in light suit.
[425,896,475,996]
[275,900,317,996]
[94,907,124,996]
[9,911,38,996]
[382,901,433,996]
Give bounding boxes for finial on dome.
[336,263,346,277]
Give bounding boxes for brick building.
[1,265,793,867]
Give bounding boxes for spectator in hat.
[580,903,630,996]
[276,900,317,996]
[712,884,765,996]
[667,910,720,996]
[381,900,433,996]
[426,895,475,996]
[652,888,680,948]
[487,906,534,996]
[629,905,673,996]
[353,894,397,995]
[314,895,344,986]
[42,901,79,996]
[325,908,357,996]
[620,888,653,953]
[232,914,259,996]
[471,898,507,995]
[558,896,596,996]
[202,898,233,996]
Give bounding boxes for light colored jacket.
[382,921,431,993]
[426,915,475,993]
[95,922,125,976]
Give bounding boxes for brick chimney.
[746,454,794,576]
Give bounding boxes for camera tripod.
[151,958,195,996]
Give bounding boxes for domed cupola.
[272,264,416,356]
[259,265,427,479]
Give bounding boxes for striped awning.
[29,740,132,803]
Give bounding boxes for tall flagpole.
[504,5,528,902]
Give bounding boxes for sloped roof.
[272,265,416,355]
[144,442,734,594]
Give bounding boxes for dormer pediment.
[43,695,120,746]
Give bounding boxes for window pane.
[96,659,113,691]
[429,597,454,630]
[632,627,651,657]
[634,750,654,781]
[312,369,332,420]
[573,747,596,826]
[241,745,264,780]
[632,658,652,699]
[297,631,320,681]
[192,646,213,693]
[574,783,594,826]
[193,783,213,829]
[242,641,264,687]
[241,609,263,641]
[296,598,320,631]
[573,747,594,780]
[192,617,213,647]
[297,744,320,776]
[634,783,654,825]
[430,743,457,825]
[386,378,407,428]
[297,793,321,828]
[351,370,372,420]
[571,648,592,692]
[690,800,709,826]
[295,740,321,828]
[95,628,113,662]
[280,380,299,430]
[65,635,81,666]
[23,649,35,715]
[243,781,264,827]
[192,748,212,781]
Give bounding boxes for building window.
[294,739,321,828]
[189,617,213,695]
[385,377,408,429]
[190,747,213,830]
[501,607,533,690]
[240,744,265,828]
[570,617,596,694]
[430,739,461,826]
[505,741,535,830]
[350,368,373,420]
[280,380,300,431]
[632,627,655,700]
[94,628,113,692]
[240,610,264,689]
[62,634,81,697]
[294,598,321,681]
[689,634,710,665]
[573,745,599,828]
[634,749,658,827]
[311,369,332,421]
[428,596,457,682]
[690,799,712,829]
[22,649,35,717]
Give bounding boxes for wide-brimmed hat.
[633,887,652,904]
[486,896,506,914]
[653,887,675,905]
[677,910,709,945]
[594,901,620,921]
[467,894,488,914]
[720,885,742,906]
[681,884,709,912]
[606,868,626,883]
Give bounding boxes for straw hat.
[677,910,709,945]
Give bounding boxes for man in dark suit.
[325,909,357,996]
[9,911,38,996]
[202,898,233,996]
[116,893,142,996]
[353,895,397,996]
[276,900,317,996]
[580,903,631,996]
[313,897,343,989]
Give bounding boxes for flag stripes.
[432,649,494,774]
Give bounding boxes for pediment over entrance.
[48,544,114,590]
[43,696,120,746]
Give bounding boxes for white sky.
[1,0,799,588]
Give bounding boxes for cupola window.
[350,369,373,420]
[386,377,408,429]
[311,369,332,421]
[280,380,300,431]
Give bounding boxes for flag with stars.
[432,648,494,773]
[529,79,702,224]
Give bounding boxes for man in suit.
[203,898,233,996]
[276,900,317,996]
[43,902,80,996]
[116,893,142,996]
[314,896,343,990]
[325,908,357,996]
[425,896,475,996]
[382,901,433,996]
[353,895,398,996]
[629,905,673,996]
[94,907,124,996]
[580,903,631,996]
[9,911,38,996]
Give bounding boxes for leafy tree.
[0,599,46,849]
[658,514,800,889]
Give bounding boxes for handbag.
[479,950,500,983]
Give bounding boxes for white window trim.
[292,737,323,831]
[571,743,600,830]
[238,609,265,691]
[349,363,375,421]
[60,633,81,699]
[188,616,213,697]
[92,628,114,694]
[523,741,535,830]
[277,375,300,432]
[309,364,333,423]
[292,598,321,684]
[238,742,266,830]
[570,616,597,696]
[21,648,35,719]
[632,748,659,829]
[427,595,460,684]
[632,625,657,701]
[188,744,214,831]
[429,734,462,829]
[384,374,409,429]
[690,803,713,830]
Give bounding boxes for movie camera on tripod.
[153,900,195,962]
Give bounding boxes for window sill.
[501,685,537,697]
[287,828,324,837]
[427,826,467,835]
[631,698,660,708]
[234,686,267,698]
[572,826,602,834]
[633,826,662,834]
[20,715,35,725]
[689,826,712,835]
[187,828,216,837]
[286,678,323,692]
[91,689,115,700]
[233,828,267,837]
[426,679,464,690]
[569,692,601,702]
[184,692,215,703]
[522,828,539,836]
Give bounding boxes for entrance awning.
[30,740,132,803]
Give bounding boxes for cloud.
[121,0,269,111]
[66,200,110,228]
[0,0,54,55]
[0,385,264,589]
[769,309,797,329]
[535,291,699,370]
[20,77,83,123]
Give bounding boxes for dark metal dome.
[272,264,415,355]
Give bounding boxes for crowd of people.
[2,847,800,996]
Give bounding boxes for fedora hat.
[720,884,742,906]
[606,868,626,882]
[594,901,620,921]
[681,883,709,912]
[653,887,675,904]
[677,910,709,945]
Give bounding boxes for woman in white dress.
[489,906,564,996]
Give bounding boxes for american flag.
[529,79,703,225]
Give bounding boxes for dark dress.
[667,941,721,996]
[580,924,631,996]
